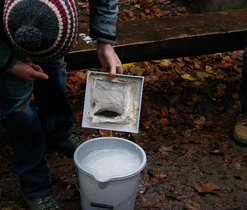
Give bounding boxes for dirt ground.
[1,52,247,210]
[1,1,247,210]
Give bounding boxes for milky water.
[80,147,142,181]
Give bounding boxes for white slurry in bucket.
[74,137,146,210]
[80,147,142,181]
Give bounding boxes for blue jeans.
[240,37,247,116]
[0,57,73,199]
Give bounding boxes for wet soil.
[1,52,247,210]
[1,1,247,210]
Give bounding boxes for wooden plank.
[180,0,247,13]
[65,8,247,71]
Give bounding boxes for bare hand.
[97,41,123,80]
[10,58,48,82]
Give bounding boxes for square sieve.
[82,71,144,133]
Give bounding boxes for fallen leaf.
[194,182,220,193]
[161,106,169,117]
[72,110,82,123]
[181,74,197,81]
[122,63,135,69]
[194,116,206,125]
[182,198,201,210]
[169,107,177,114]
[144,75,158,84]
[158,59,173,67]
[158,145,173,158]
[134,66,146,76]
[160,118,170,126]
[134,4,141,9]
[98,130,112,137]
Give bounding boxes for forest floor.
[1,0,247,210]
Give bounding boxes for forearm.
[89,0,119,44]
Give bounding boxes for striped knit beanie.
[3,0,79,62]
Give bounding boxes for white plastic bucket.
[74,137,147,210]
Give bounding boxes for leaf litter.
[1,0,247,210]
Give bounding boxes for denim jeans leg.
[34,58,73,141]
[0,73,53,199]
[240,37,247,116]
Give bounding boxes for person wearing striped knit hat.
[0,0,122,209]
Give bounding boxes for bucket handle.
[91,202,114,209]
[71,163,147,209]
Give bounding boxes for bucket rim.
[73,137,147,183]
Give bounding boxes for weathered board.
[65,8,247,70]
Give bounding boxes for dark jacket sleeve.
[0,0,16,74]
[89,0,118,44]
[0,38,16,74]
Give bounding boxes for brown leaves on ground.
[64,50,246,209]
[67,51,243,137]
[66,70,87,121]
[124,52,241,133]
[1,49,246,210]
[1,0,247,209]
[63,51,245,210]
[194,182,221,193]
[77,0,195,26]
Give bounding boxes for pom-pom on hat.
[3,0,79,62]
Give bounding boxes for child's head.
[3,0,79,62]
